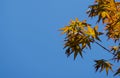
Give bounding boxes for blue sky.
[0,0,119,78]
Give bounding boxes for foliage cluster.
[60,0,120,76]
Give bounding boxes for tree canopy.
[60,0,120,76]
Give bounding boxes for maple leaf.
[114,67,120,76]
[94,59,113,75]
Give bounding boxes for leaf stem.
[94,41,112,54]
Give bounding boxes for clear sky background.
[0,0,119,78]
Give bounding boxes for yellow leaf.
[75,18,79,22]
[87,26,95,38]
[82,43,86,49]
[94,25,98,31]
[106,67,109,75]
[101,12,107,18]
[60,26,69,34]
[70,20,75,25]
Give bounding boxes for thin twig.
[94,41,113,54]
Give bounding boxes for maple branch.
[94,41,112,53]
